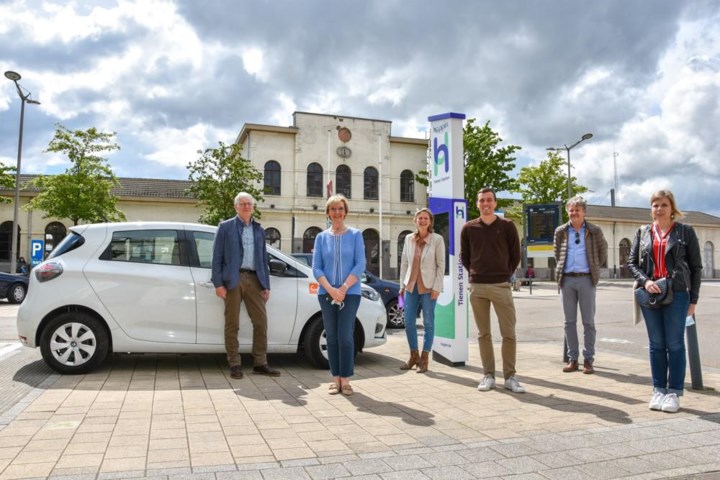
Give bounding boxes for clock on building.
[338,127,352,143]
[337,146,352,158]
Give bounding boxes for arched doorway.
[619,238,631,278]
[0,221,17,262]
[363,229,379,276]
[265,227,281,249]
[704,241,714,278]
[45,222,68,257]
[303,227,322,253]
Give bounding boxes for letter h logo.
[433,132,450,176]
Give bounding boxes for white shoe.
[477,375,496,391]
[661,393,680,413]
[649,391,665,411]
[504,376,526,393]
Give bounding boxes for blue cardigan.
[312,228,365,295]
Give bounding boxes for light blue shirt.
[312,228,366,295]
[239,220,255,270]
[564,224,590,273]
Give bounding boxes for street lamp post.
[546,133,593,200]
[4,71,41,274]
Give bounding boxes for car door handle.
[200,282,215,288]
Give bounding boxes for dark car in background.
[0,271,28,303]
[292,253,405,328]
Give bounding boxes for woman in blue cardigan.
[313,194,366,396]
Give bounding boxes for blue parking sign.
[31,239,45,266]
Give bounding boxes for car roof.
[70,221,216,234]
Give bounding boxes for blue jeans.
[640,291,689,395]
[318,294,360,378]
[403,286,437,352]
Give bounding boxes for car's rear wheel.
[7,283,26,304]
[386,299,405,329]
[40,312,110,374]
[303,316,330,369]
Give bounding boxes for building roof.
[3,174,195,200]
[586,204,720,226]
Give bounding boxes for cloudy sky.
[1,0,719,214]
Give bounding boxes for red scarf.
[652,223,674,279]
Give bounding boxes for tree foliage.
[0,164,16,204]
[186,141,264,225]
[463,119,521,218]
[28,124,125,225]
[514,151,588,222]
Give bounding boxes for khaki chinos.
[469,282,517,379]
[223,271,268,368]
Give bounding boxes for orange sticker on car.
[308,283,319,295]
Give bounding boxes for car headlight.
[361,286,380,302]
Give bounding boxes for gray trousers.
[561,276,597,362]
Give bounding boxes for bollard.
[686,314,703,390]
[529,279,533,295]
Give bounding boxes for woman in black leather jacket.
[627,190,702,414]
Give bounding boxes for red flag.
[327,179,333,198]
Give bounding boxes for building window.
[363,229,380,276]
[264,160,281,196]
[45,221,67,257]
[400,169,414,202]
[303,226,322,253]
[336,165,351,198]
[307,163,323,197]
[364,167,378,200]
[265,227,281,249]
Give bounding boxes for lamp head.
[581,133,593,141]
[4,71,21,82]
[27,99,41,105]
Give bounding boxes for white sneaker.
[477,375,496,391]
[649,391,666,411]
[661,393,680,413]
[504,376,526,393]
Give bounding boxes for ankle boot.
[417,351,430,373]
[400,350,420,370]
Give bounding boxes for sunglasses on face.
[575,231,581,245]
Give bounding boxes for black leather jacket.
[627,222,702,304]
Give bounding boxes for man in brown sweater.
[460,187,525,393]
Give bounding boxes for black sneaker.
[230,365,243,379]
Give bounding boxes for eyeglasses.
[575,232,581,245]
[237,202,253,207]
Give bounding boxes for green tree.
[463,119,521,219]
[28,124,125,225]
[513,151,588,222]
[0,164,16,203]
[186,141,264,225]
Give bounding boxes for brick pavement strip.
[0,329,719,478]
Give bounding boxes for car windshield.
[47,232,85,259]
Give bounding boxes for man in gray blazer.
[211,192,280,379]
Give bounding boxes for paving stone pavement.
[0,328,718,480]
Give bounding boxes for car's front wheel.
[386,299,405,329]
[40,312,110,374]
[7,283,26,304]
[303,316,330,369]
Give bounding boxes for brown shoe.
[253,364,281,376]
[582,360,595,374]
[563,360,579,372]
[400,350,420,370]
[416,351,430,373]
[230,365,243,379]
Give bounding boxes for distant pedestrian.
[16,257,28,275]
[313,195,365,396]
[526,266,535,279]
[211,192,281,380]
[398,208,445,373]
[627,189,702,413]
[461,187,525,393]
[553,196,608,374]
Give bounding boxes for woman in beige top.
[398,208,445,373]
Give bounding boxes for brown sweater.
[460,216,521,284]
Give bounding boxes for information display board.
[524,203,561,245]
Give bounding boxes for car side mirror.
[269,259,287,275]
